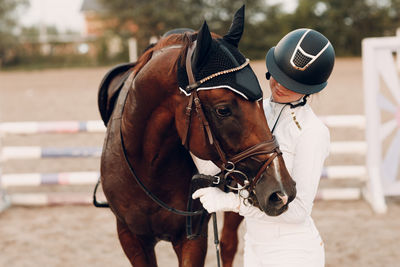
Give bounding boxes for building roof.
[80,0,105,12]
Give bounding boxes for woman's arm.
[238,126,330,223]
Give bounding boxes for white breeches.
[243,223,325,267]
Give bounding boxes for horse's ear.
[193,21,212,71]
[223,5,245,47]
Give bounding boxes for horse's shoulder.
[98,62,136,126]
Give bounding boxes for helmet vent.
[293,49,312,68]
[289,29,331,71]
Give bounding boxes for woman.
[193,28,335,267]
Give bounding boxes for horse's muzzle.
[254,171,297,216]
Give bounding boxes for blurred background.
[2,0,400,69]
[1,1,400,267]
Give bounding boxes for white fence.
[362,36,400,213]
[317,115,366,201]
[0,121,105,208]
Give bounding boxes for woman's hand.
[192,187,240,213]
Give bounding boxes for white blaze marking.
[271,157,287,196]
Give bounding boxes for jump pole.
[0,120,105,135]
[1,146,102,160]
[0,171,99,188]
[9,192,93,206]
[0,132,11,212]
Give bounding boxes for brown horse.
[99,6,296,266]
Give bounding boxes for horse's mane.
[131,33,196,77]
[131,31,221,76]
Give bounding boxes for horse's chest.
[124,208,186,238]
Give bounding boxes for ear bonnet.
[177,5,263,101]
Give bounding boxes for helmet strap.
[289,94,309,109]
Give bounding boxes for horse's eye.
[215,106,232,117]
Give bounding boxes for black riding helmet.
[266,28,335,94]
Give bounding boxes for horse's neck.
[123,88,220,177]
[121,74,191,178]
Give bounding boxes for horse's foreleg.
[220,212,244,267]
[117,219,157,266]
[172,236,208,267]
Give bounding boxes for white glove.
[192,187,240,213]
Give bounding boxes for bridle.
[110,41,281,216]
[94,42,283,267]
[181,41,282,200]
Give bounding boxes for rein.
[118,46,204,217]
[96,41,281,267]
[96,41,281,213]
[120,127,204,216]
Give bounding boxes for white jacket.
[238,97,330,266]
[192,97,330,266]
[239,97,330,222]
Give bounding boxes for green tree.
[246,3,292,59]
[98,0,201,52]
[95,0,400,59]
[98,0,268,56]
[0,0,28,66]
[199,0,270,59]
[284,0,400,56]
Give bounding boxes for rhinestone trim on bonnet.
[186,58,250,92]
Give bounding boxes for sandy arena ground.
[0,58,399,267]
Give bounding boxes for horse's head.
[175,6,296,216]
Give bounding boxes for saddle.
[97,62,136,126]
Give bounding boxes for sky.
[19,0,85,33]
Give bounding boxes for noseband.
[181,41,282,197]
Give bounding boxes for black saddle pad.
[98,62,136,126]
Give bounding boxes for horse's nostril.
[268,191,288,207]
[277,192,288,205]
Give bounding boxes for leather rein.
[181,41,282,198]
[116,42,281,216]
